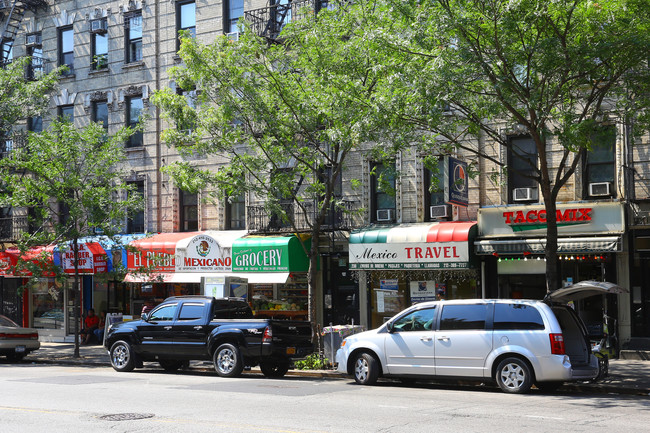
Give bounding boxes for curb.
[26,357,650,395]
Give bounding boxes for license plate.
[15,345,26,353]
[286,347,296,355]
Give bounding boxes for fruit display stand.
[249,273,309,320]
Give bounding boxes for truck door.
[172,302,211,358]
[136,302,178,356]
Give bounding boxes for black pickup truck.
[104,296,313,378]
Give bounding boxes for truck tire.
[110,340,135,372]
[260,360,290,378]
[213,343,244,378]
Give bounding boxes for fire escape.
[245,0,329,42]
[0,0,47,65]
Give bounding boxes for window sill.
[125,146,145,153]
[122,61,144,70]
[88,68,109,75]
[59,73,76,80]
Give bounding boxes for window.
[58,105,74,122]
[508,136,538,203]
[27,116,43,133]
[126,180,145,233]
[58,26,74,75]
[26,44,43,80]
[177,1,196,48]
[125,13,143,63]
[148,303,177,321]
[224,0,244,33]
[584,125,616,198]
[226,193,245,230]
[1,41,12,65]
[439,304,488,330]
[493,303,545,331]
[59,201,71,226]
[92,101,109,131]
[178,303,204,321]
[91,31,108,70]
[176,87,197,133]
[126,96,143,147]
[179,189,198,231]
[424,157,445,221]
[371,161,396,223]
[391,308,436,332]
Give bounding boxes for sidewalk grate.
[98,413,155,421]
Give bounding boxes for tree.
[0,120,143,357]
[152,3,395,326]
[370,0,650,292]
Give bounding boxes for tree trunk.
[73,238,81,358]
[543,198,559,294]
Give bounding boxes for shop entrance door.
[633,258,650,338]
[66,282,80,336]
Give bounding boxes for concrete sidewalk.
[22,342,650,396]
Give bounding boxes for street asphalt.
[17,342,650,396]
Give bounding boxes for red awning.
[0,246,56,277]
[60,242,109,274]
[126,232,201,273]
[425,221,477,242]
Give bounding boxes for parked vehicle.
[0,314,40,361]
[336,281,626,394]
[104,296,313,377]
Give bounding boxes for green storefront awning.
[232,235,311,272]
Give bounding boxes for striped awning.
[475,236,622,255]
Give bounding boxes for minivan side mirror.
[386,321,394,333]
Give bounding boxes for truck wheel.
[110,340,135,372]
[213,343,244,378]
[159,360,184,372]
[353,352,379,385]
[496,357,532,394]
[260,360,290,378]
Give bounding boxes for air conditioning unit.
[376,209,393,222]
[512,187,537,201]
[589,182,611,197]
[90,19,108,34]
[25,33,42,47]
[226,31,240,41]
[430,204,450,219]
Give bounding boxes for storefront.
[232,235,315,321]
[474,202,628,341]
[348,221,479,329]
[124,230,246,314]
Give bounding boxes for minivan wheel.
[496,357,532,394]
[353,353,379,385]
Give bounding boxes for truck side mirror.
[141,312,148,321]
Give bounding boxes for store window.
[32,279,64,330]
[179,189,198,231]
[126,96,143,147]
[371,161,396,223]
[508,136,538,203]
[584,125,616,199]
[177,1,196,48]
[125,12,143,63]
[58,26,74,75]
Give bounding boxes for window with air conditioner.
[90,19,108,34]
[424,158,445,221]
[508,136,538,203]
[26,33,42,47]
[584,125,616,199]
[371,161,396,223]
[430,204,450,219]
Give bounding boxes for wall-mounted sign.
[445,156,469,207]
[176,234,231,272]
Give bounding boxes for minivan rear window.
[439,304,488,330]
[493,303,545,330]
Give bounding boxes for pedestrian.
[80,309,100,345]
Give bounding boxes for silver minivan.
[335,281,625,393]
